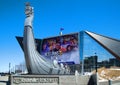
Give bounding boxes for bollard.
[108,80,112,85]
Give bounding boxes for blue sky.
[0,0,120,72]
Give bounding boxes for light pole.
[94,53,98,73]
[9,63,11,74]
[94,53,99,85]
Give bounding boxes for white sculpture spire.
[24,2,34,27]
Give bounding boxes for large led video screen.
[41,33,80,64]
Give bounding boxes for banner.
[41,33,80,64]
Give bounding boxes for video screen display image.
[41,33,80,64]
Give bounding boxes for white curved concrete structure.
[23,3,70,74]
